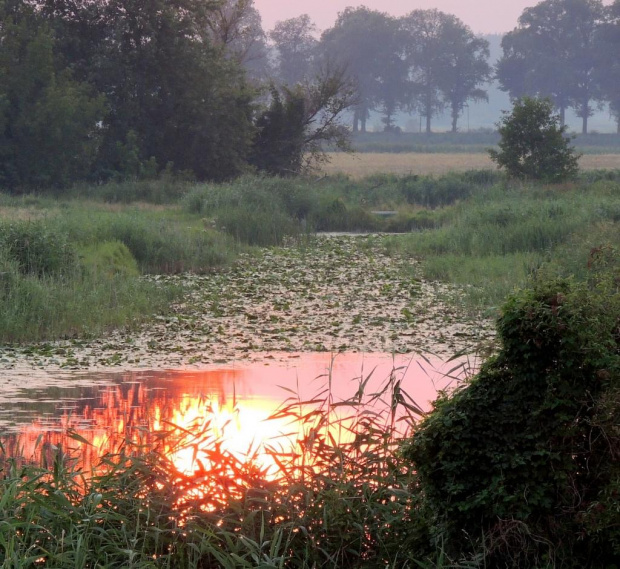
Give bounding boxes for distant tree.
[206,0,270,81]
[320,7,407,133]
[596,0,620,132]
[401,10,454,134]
[250,66,356,176]
[489,97,580,182]
[269,15,318,86]
[0,2,105,189]
[439,20,491,133]
[497,0,606,134]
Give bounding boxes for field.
[323,152,620,177]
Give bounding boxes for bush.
[403,271,620,566]
[489,97,580,182]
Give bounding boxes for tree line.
[3,0,620,189]
[269,0,620,137]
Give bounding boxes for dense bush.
[403,270,620,567]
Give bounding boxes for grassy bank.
[386,175,620,311]
[0,197,239,342]
[3,168,620,342]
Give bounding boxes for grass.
[385,177,620,310]
[0,199,240,342]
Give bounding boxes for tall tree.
[206,0,270,81]
[497,0,606,134]
[0,1,105,189]
[596,0,620,132]
[320,7,407,133]
[269,15,317,86]
[401,9,454,134]
[439,20,491,133]
[37,0,255,180]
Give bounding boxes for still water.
[0,353,467,475]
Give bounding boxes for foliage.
[251,68,356,176]
[0,2,106,189]
[269,14,318,86]
[36,0,255,183]
[401,10,490,134]
[496,0,606,134]
[489,97,580,182]
[403,272,620,566]
[319,7,407,133]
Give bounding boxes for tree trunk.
[426,113,431,134]
[451,103,458,133]
[361,114,367,133]
[582,104,588,135]
[353,109,359,133]
[617,117,620,134]
[559,106,566,127]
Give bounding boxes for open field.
[323,152,620,178]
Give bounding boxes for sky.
[253,0,601,35]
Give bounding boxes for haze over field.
[254,0,612,33]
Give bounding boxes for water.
[0,352,467,474]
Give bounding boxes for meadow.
[322,151,620,177]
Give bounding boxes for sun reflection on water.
[0,353,470,496]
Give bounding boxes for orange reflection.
[0,353,470,492]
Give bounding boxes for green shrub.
[79,241,139,278]
[403,273,620,567]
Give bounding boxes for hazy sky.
[253,1,600,35]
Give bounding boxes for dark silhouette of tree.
[439,20,491,133]
[207,0,270,81]
[37,0,255,181]
[596,0,620,132]
[269,15,317,86]
[320,7,407,133]
[251,66,356,176]
[0,2,105,189]
[497,0,606,134]
[401,10,453,134]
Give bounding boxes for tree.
[0,2,105,189]
[400,10,454,134]
[438,19,491,133]
[269,15,318,86]
[489,97,580,182]
[38,0,256,181]
[596,0,620,132]
[250,65,356,176]
[206,0,270,81]
[319,7,407,133]
[496,0,606,134]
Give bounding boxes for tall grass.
[0,202,239,342]
[386,178,620,308]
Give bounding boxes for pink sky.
[254,0,608,34]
